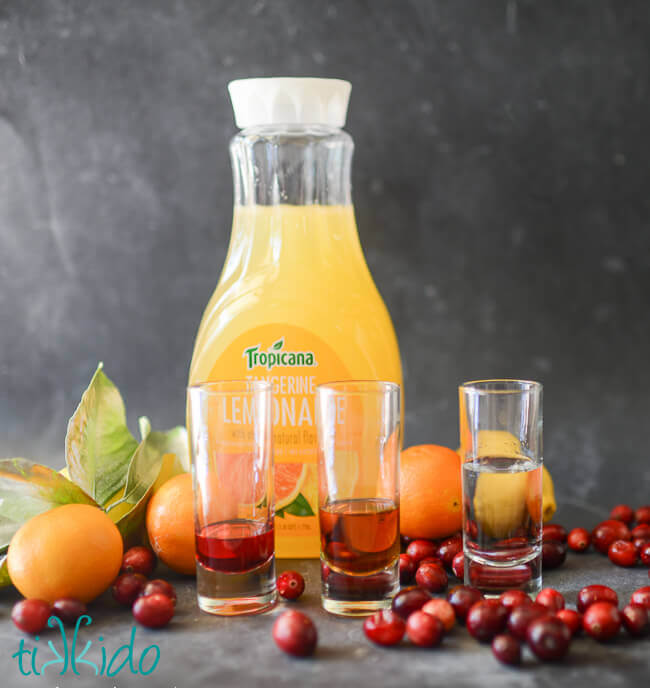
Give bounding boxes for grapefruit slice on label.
[275,463,308,511]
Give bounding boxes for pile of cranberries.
[11,546,177,635]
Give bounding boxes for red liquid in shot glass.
[196,520,274,574]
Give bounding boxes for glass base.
[464,551,542,597]
[198,590,277,616]
[321,596,392,617]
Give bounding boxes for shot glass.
[187,380,276,615]
[459,379,543,596]
[316,380,401,616]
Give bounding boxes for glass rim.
[187,379,272,395]
[316,379,400,395]
[459,379,542,395]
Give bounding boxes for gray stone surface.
[1,503,648,687]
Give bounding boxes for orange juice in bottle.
[189,78,402,557]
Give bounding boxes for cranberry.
[630,586,650,610]
[363,610,406,646]
[466,599,509,642]
[621,604,649,637]
[419,556,443,567]
[141,579,177,605]
[610,504,635,524]
[406,539,439,565]
[592,521,631,554]
[577,584,618,613]
[121,546,156,577]
[437,536,462,568]
[632,524,650,540]
[112,573,147,607]
[451,552,464,578]
[272,610,317,657]
[634,538,650,554]
[52,598,87,626]
[608,539,638,567]
[392,586,430,620]
[415,563,448,593]
[277,570,305,600]
[536,588,565,612]
[641,543,650,566]
[556,609,582,636]
[635,506,650,525]
[499,589,532,613]
[422,598,456,631]
[399,554,416,584]
[542,524,567,543]
[132,593,175,629]
[11,599,52,634]
[542,540,567,569]
[491,633,521,665]
[406,610,444,647]
[583,601,621,641]
[507,602,551,640]
[567,527,590,552]
[527,616,572,660]
[446,585,484,622]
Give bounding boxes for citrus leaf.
[272,338,284,350]
[65,363,138,506]
[282,493,314,517]
[0,555,10,589]
[0,458,98,551]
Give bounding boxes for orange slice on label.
[276,463,308,510]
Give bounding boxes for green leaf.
[275,509,285,519]
[282,493,315,517]
[65,363,138,506]
[0,555,10,589]
[0,458,98,552]
[272,338,284,351]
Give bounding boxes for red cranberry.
[635,506,650,525]
[499,589,533,612]
[132,593,175,629]
[536,588,565,612]
[277,570,305,600]
[121,546,156,577]
[491,633,521,665]
[141,579,177,605]
[363,610,406,646]
[112,573,147,607]
[577,585,618,613]
[542,524,567,543]
[634,538,650,554]
[610,504,635,524]
[556,609,582,636]
[437,536,462,568]
[507,602,551,640]
[451,552,464,578]
[446,585,484,622]
[406,610,444,647]
[567,527,590,552]
[592,521,631,554]
[419,556,443,567]
[641,543,650,566]
[272,610,317,656]
[583,601,621,641]
[52,598,87,626]
[406,539,439,565]
[415,563,448,593]
[608,539,638,567]
[630,586,650,610]
[632,524,650,540]
[542,540,567,569]
[527,616,572,660]
[392,586,430,620]
[466,599,509,642]
[399,554,416,584]
[422,598,456,631]
[11,599,52,634]
[621,604,649,637]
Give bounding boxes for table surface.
[1,504,648,688]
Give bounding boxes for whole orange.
[400,444,462,540]
[7,504,123,603]
[146,473,196,575]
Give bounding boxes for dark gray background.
[1,0,649,507]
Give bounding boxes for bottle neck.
[230,125,353,207]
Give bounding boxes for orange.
[400,444,462,540]
[146,473,196,575]
[7,504,123,603]
[275,463,307,510]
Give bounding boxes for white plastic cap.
[228,77,351,129]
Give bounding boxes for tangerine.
[7,504,123,603]
[400,444,462,540]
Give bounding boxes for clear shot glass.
[459,379,543,597]
[187,380,276,615]
[316,380,401,616]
